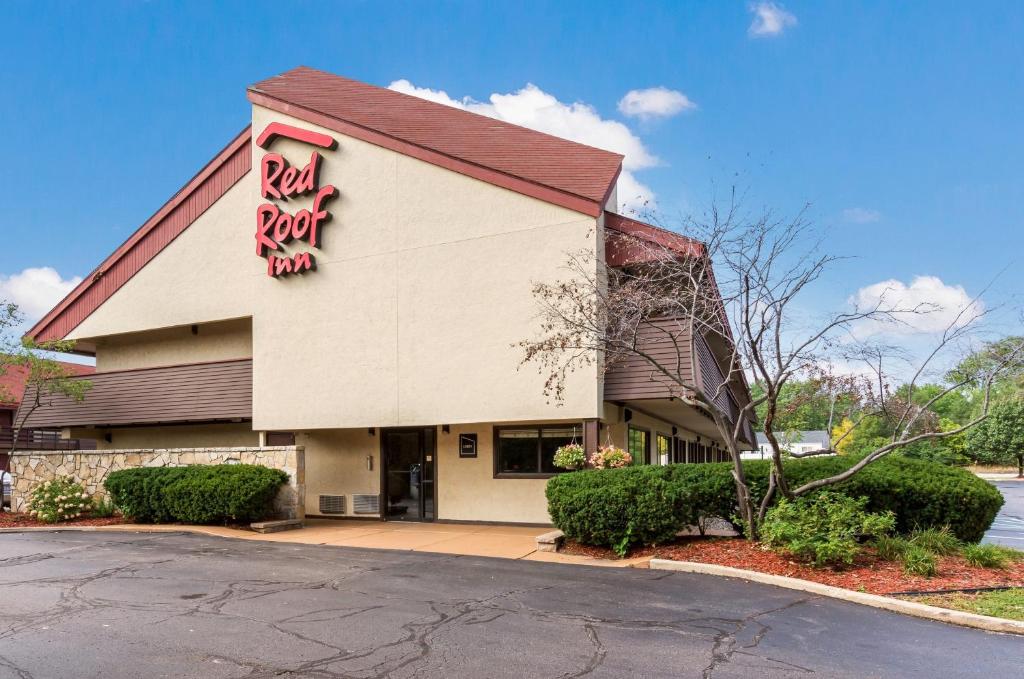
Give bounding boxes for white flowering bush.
[591,445,632,469]
[552,443,586,470]
[26,478,91,523]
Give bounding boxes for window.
[495,424,580,477]
[628,427,650,465]
[657,434,672,465]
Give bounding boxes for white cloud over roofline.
[388,79,657,212]
[0,267,81,326]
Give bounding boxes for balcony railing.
[0,427,95,451]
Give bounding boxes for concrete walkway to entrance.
[90,519,649,567]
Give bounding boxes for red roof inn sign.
[254,122,338,277]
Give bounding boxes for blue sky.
[1,1,1022,349]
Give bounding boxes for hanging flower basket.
[552,443,586,470]
[592,445,632,469]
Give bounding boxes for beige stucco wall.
[250,107,601,430]
[69,423,258,450]
[436,423,551,524]
[93,318,252,371]
[59,104,603,433]
[68,178,258,341]
[296,424,553,524]
[298,429,380,518]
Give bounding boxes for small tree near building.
[0,302,92,485]
[967,400,1024,477]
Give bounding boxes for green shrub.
[105,465,288,525]
[700,456,1001,542]
[545,455,1003,553]
[874,535,912,561]
[962,544,1022,569]
[90,497,118,518]
[104,467,187,523]
[546,466,687,556]
[26,477,91,523]
[741,456,1003,543]
[760,493,895,568]
[901,545,937,576]
[909,526,961,556]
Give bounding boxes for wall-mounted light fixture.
[671,426,678,436]
[103,432,112,443]
[441,424,450,434]
[368,427,376,436]
[191,324,199,335]
[624,408,633,423]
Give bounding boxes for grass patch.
[910,588,1024,621]
[900,545,937,577]
[909,526,961,556]
[962,544,1024,569]
[874,535,911,561]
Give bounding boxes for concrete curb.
[0,525,229,537]
[649,558,1024,635]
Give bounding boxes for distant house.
[742,430,833,460]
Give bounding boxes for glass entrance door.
[383,428,435,521]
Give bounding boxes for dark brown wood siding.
[603,318,694,401]
[18,359,252,428]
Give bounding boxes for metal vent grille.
[352,494,380,515]
[318,495,346,515]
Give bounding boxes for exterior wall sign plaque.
[459,433,478,458]
[254,122,338,278]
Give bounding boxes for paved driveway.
[0,531,1019,679]
[984,480,1024,548]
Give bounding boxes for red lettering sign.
[254,124,337,277]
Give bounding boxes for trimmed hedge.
[546,455,1003,553]
[105,464,288,524]
[544,466,687,554]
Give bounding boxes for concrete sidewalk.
[96,519,649,567]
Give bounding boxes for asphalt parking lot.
[0,531,1020,678]
[984,480,1024,548]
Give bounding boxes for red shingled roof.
[0,361,94,408]
[248,67,623,216]
[604,211,704,266]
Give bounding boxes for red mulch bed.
[562,537,1024,595]
[0,512,125,528]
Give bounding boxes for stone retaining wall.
[9,446,305,520]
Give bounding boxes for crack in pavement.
[0,531,1018,679]
[701,596,819,679]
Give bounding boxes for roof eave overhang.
[247,89,610,219]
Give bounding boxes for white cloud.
[617,87,696,120]
[841,207,882,224]
[0,267,81,325]
[748,2,797,37]
[388,79,658,211]
[849,276,984,337]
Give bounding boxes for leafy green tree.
[966,399,1024,477]
[895,383,974,425]
[948,337,1024,406]
[0,302,92,476]
[901,417,970,466]
[753,378,859,433]
[833,415,891,457]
